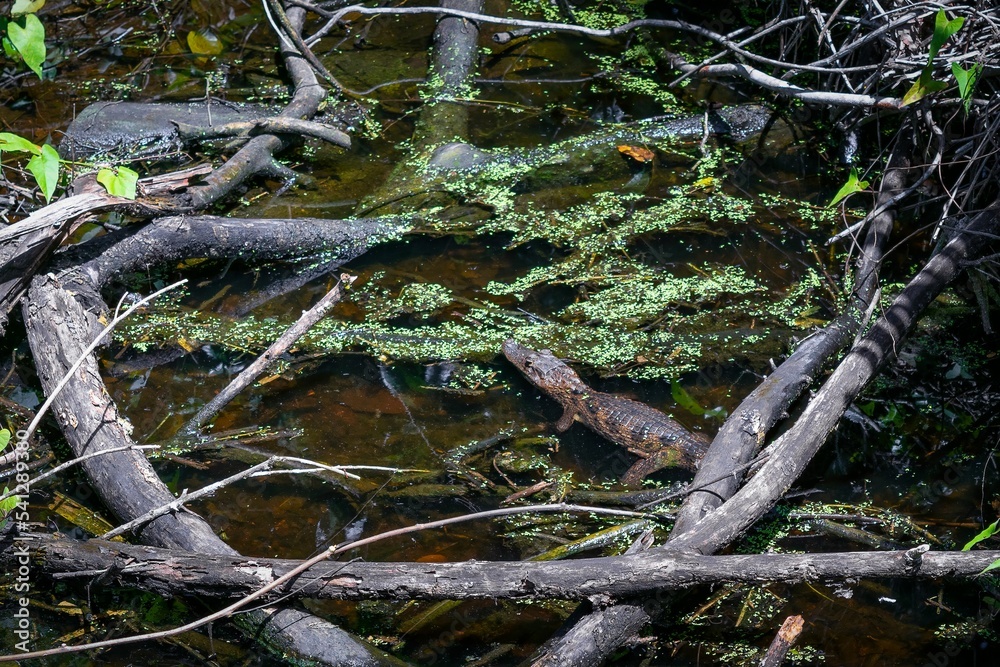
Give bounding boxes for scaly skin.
[502,340,709,484]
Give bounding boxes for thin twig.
[101,455,421,539]
[181,274,355,435]
[20,280,187,446]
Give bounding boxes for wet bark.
[671,127,915,535]
[0,3,334,334]
[357,0,484,215]
[667,200,1000,554]
[23,213,407,666]
[413,0,484,145]
[527,123,927,667]
[13,533,1000,601]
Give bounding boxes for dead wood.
[357,0,483,215]
[173,117,351,149]
[180,275,355,435]
[0,166,212,331]
[526,121,924,667]
[12,533,1000,602]
[11,4,412,663]
[668,200,1000,555]
[0,0,333,333]
[760,615,805,667]
[413,0,484,146]
[671,125,915,535]
[22,213,401,664]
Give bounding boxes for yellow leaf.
[176,337,198,353]
[617,145,656,163]
[187,29,223,56]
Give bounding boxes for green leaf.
[96,166,139,199]
[7,13,46,78]
[828,167,869,207]
[671,380,704,416]
[12,0,45,15]
[187,29,223,56]
[1,36,15,60]
[952,62,982,113]
[928,10,964,62]
[0,131,41,154]
[26,143,59,202]
[0,489,18,515]
[980,560,1000,576]
[0,430,10,453]
[963,519,999,551]
[902,69,948,107]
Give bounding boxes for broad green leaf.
[12,0,45,15]
[828,167,869,207]
[96,166,139,199]
[1,35,16,61]
[0,131,40,154]
[26,143,59,202]
[7,14,46,78]
[187,29,223,56]
[963,519,999,551]
[902,69,948,107]
[928,10,964,61]
[0,429,10,452]
[952,62,982,112]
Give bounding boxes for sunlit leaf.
[0,131,40,154]
[0,488,18,515]
[187,29,223,56]
[902,69,948,107]
[26,143,59,202]
[1,36,16,60]
[96,166,139,199]
[828,167,869,207]
[11,0,45,15]
[952,62,982,113]
[7,13,46,78]
[963,519,999,551]
[928,10,964,61]
[0,429,10,452]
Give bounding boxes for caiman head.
[502,339,588,394]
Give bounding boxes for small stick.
[760,615,805,667]
[180,274,355,435]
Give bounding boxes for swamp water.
[2,1,998,665]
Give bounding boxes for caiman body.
[502,340,709,484]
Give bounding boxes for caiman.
[502,340,710,485]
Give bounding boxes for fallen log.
[11,533,1000,601]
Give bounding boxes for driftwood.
[179,274,355,435]
[6,2,1000,665]
[11,533,1000,601]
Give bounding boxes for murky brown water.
[3,1,998,665]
